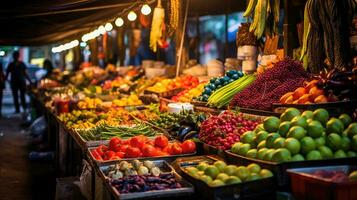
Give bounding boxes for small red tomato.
[142,145,156,157]
[98,145,108,151]
[170,143,182,155]
[181,140,196,154]
[154,135,169,148]
[95,147,105,157]
[125,147,141,158]
[130,136,145,149]
[105,150,116,159]
[122,140,130,145]
[115,151,124,158]
[109,137,121,151]
[146,140,155,146]
[91,150,102,160]
[119,145,129,152]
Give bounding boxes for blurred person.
[0,63,4,117]
[5,51,32,113]
[43,59,54,79]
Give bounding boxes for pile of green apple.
[184,160,273,187]
[231,108,357,163]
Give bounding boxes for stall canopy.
[0,0,246,46]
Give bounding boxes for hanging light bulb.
[98,25,106,35]
[105,23,113,31]
[141,4,151,15]
[115,17,124,27]
[82,34,88,42]
[127,11,137,21]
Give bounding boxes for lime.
[259,169,273,178]
[246,149,258,158]
[306,120,324,138]
[327,133,342,151]
[347,151,357,157]
[287,126,307,140]
[200,175,213,184]
[348,171,357,181]
[241,131,256,145]
[301,136,316,154]
[263,149,275,161]
[291,154,305,161]
[247,163,261,174]
[231,142,243,154]
[352,135,357,151]
[254,131,269,144]
[281,108,301,122]
[315,137,326,148]
[235,166,250,180]
[278,121,291,137]
[263,116,280,132]
[204,166,220,179]
[257,148,268,160]
[346,123,357,138]
[340,136,351,151]
[318,146,333,159]
[216,173,230,182]
[312,108,329,125]
[306,119,313,124]
[272,148,292,163]
[334,150,347,158]
[254,124,265,133]
[257,141,266,150]
[291,116,308,129]
[186,167,199,176]
[246,173,261,182]
[306,150,322,160]
[238,143,251,156]
[214,161,227,172]
[197,162,209,171]
[301,110,314,119]
[274,138,286,149]
[339,114,352,127]
[225,176,242,184]
[283,138,301,154]
[266,133,281,148]
[223,165,238,176]
[326,118,344,134]
[209,179,225,187]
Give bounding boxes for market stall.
[4,0,357,199]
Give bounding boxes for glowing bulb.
[98,25,106,34]
[82,34,88,42]
[127,11,137,21]
[141,4,151,15]
[93,29,100,37]
[105,23,113,31]
[115,17,124,27]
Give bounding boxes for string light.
[52,39,79,53]
[141,4,151,15]
[115,17,124,27]
[98,25,106,35]
[105,23,113,31]
[127,11,137,21]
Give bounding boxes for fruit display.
[231,108,357,163]
[103,160,164,179]
[77,97,103,109]
[279,80,333,104]
[90,136,196,161]
[146,75,199,93]
[207,74,256,108]
[183,161,273,187]
[312,169,357,183]
[110,174,183,194]
[197,70,244,102]
[199,111,261,150]
[112,94,143,107]
[171,82,206,102]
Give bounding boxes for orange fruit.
[293,99,299,104]
[314,95,328,103]
[285,96,294,104]
[280,92,294,103]
[309,87,324,100]
[297,94,312,104]
[305,101,312,104]
[305,80,319,92]
[293,87,307,100]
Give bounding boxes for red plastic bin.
[287,165,357,200]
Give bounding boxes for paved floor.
[0,87,56,200]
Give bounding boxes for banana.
[243,0,258,17]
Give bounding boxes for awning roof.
[0,0,246,46]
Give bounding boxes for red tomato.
[146,140,155,146]
[130,136,145,149]
[98,145,108,151]
[119,145,129,152]
[95,146,105,157]
[154,135,169,148]
[125,147,141,158]
[181,140,196,154]
[109,137,122,151]
[105,150,116,160]
[115,152,124,158]
[122,140,130,145]
[142,145,156,157]
[91,150,102,160]
[171,143,182,155]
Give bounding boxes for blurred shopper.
[43,59,54,79]
[0,63,4,117]
[5,51,32,113]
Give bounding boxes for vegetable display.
[230,58,309,110]
[104,160,163,179]
[231,108,357,163]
